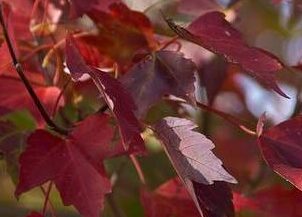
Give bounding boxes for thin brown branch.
[40,182,57,217]
[195,101,257,136]
[51,77,71,117]
[159,36,180,51]
[165,98,257,136]
[0,3,68,135]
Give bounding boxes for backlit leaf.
[258,115,302,191]
[166,11,288,98]
[154,117,237,216]
[233,185,302,217]
[65,34,145,153]
[87,2,155,69]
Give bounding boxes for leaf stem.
[40,182,57,217]
[195,101,257,136]
[51,77,71,117]
[0,3,68,135]
[165,98,257,136]
[160,36,180,51]
[130,154,146,185]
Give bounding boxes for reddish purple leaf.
[258,116,302,191]
[192,181,234,217]
[166,11,288,98]
[154,117,236,216]
[65,34,145,153]
[121,50,196,117]
[141,178,234,217]
[198,57,227,105]
[15,114,126,217]
[233,185,302,217]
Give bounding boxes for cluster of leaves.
[1,0,302,217]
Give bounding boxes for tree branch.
[0,3,68,135]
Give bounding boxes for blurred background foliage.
[1,0,302,216]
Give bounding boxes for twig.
[130,154,146,185]
[0,3,68,135]
[159,36,180,51]
[165,98,257,136]
[40,182,57,217]
[195,101,257,136]
[51,77,71,117]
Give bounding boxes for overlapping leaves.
[166,11,288,97]
[16,114,123,217]
[65,34,145,153]
[154,117,237,216]
[121,51,196,117]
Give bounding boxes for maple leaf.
[213,137,260,184]
[165,11,288,98]
[121,50,196,118]
[15,114,123,217]
[86,2,154,69]
[258,115,302,191]
[65,34,145,153]
[0,76,63,126]
[154,117,237,216]
[72,37,111,68]
[141,178,234,217]
[141,178,200,217]
[70,114,127,161]
[233,185,302,217]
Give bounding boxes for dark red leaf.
[141,178,234,217]
[198,57,227,105]
[0,3,19,73]
[141,178,200,217]
[70,113,126,161]
[16,123,113,217]
[193,181,234,217]
[233,186,302,217]
[86,2,155,69]
[68,0,99,18]
[166,11,288,98]
[65,34,145,153]
[258,116,302,191]
[154,117,236,216]
[121,51,196,117]
[25,211,44,217]
[0,77,63,125]
[213,137,260,184]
